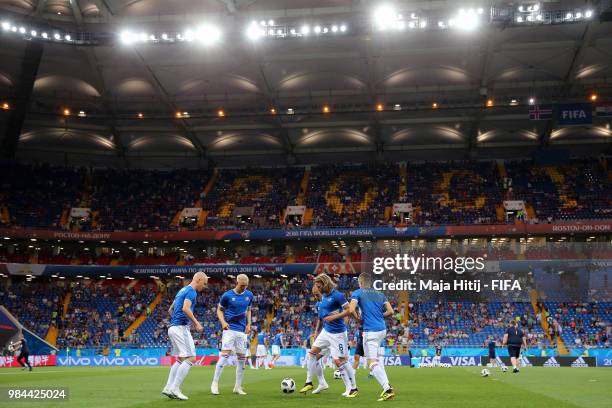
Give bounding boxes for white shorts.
[271,345,281,355]
[363,330,387,359]
[256,345,267,357]
[221,330,248,355]
[313,329,348,359]
[168,325,196,357]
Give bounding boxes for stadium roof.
[0,0,611,167]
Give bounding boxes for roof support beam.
[132,49,207,157]
[361,33,383,151]
[0,41,43,158]
[468,27,496,152]
[239,45,293,154]
[218,0,237,14]
[82,47,126,158]
[34,0,47,17]
[69,0,84,25]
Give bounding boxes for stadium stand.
[1,160,611,233]
[305,164,398,227]
[202,168,303,229]
[90,168,212,232]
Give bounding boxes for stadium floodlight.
[119,30,136,45]
[516,16,523,23]
[314,25,322,34]
[340,24,347,32]
[139,32,148,42]
[268,19,274,26]
[373,4,400,30]
[41,32,48,38]
[585,10,593,18]
[11,25,16,32]
[30,30,37,37]
[301,25,310,35]
[565,12,572,19]
[65,34,71,41]
[196,24,221,45]
[184,29,194,42]
[54,32,61,40]
[331,25,338,32]
[419,20,427,28]
[149,34,156,41]
[247,21,265,40]
[161,33,168,40]
[575,12,582,19]
[529,97,535,105]
[536,14,543,21]
[1,21,10,31]
[452,8,480,31]
[18,26,25,34]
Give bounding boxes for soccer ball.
[333,369,342,380]
[481,368,490,377]
[281,378,295,393]
[501,366,508,373]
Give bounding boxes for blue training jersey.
[318,289,348,334]
[257,333,267,345]
[351,288,387,332]
[219,289,253,332]
[273,333,284,346]
[170,285,197,326]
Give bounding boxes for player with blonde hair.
[300,274,358,397]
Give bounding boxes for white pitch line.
[0,370,66,375]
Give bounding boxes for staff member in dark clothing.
[352,328,365,371]
[15,336,32,371]
[502,320,527,373]
[487,338,497,367]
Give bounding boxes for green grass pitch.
[1,366,611,408]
